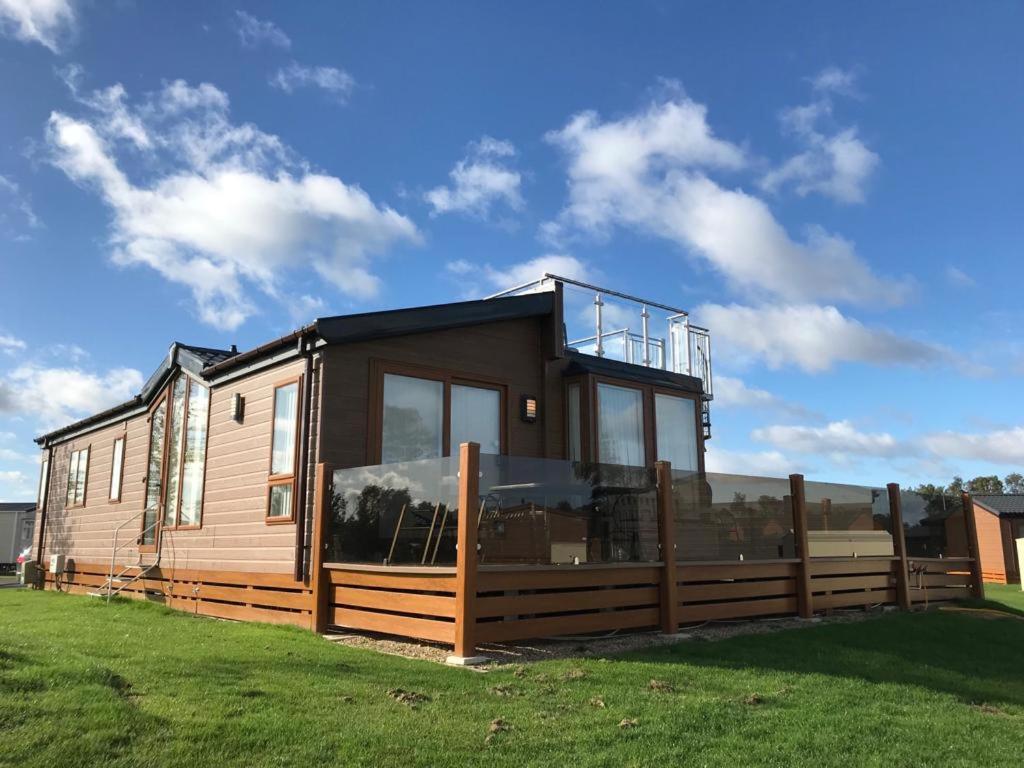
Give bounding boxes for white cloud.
[445,259,473,276]
[704,446,794,477]
[0,334,26,354]
[1,362,143,429]
[714,375,816,418]
[425,136,523,219]
[270,62,356,102]
[945,266,975,287]
[545,90,905,305]
[482,254,590,288]
[923,427,1024,467]
[0,174,40,234]
[46,76,419,330]
[235,10,290,49]
[0,469,35,502]
[0,0,74,52]
[752,420,907,458]
[697,303,947,373]
[761,67,878,204]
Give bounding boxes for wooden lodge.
[29,275,984,658]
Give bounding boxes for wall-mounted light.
[231,393,245,423]
[520,395,538,423]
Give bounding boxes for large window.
[65,447,89,507]
[451,384,501,456]
[267,380,300,521]
[566,383,582,462]
[109,437,125,502]
[655,393,698,472]
[178,381,209,527]
[596,383,646,467]
[382,374,443,463]
[379,370,503,462]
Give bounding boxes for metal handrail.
[486,273,689,315]
[102,507,161,602]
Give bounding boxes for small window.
[596,383,645,467]
[65,447,89,507]
[267,380,301,521]
[450,383,501,455]
[566,383,582,462]
[37,458,49,508]
[109,437,125,502]
[655,393,699,472]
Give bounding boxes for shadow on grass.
[625,610,1024,708]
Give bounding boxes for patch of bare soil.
[323,607,892,667]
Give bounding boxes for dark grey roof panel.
[315,293,554,344]
[562,350,704,394]
[0,502,35,512]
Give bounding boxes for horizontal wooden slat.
[331,607,454,643]
[809,559,897,576]
[332,586,455,618]
[811,574,893,593]
[679,578,795,603]
[680,596,798,623]
[475,586,659,618]
[677,561,798,581]
[50,561,308,590]
[814,589,895,610]
[912,573,973,588]
[476,607,659,643]
[326,569,456,593]
[478,566,661,592]
[187,583,312,610]
[173,599,310,628]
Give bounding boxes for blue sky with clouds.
[1,1,1022,500]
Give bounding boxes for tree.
[1004,473,1024,494]
[967,475,1004,494]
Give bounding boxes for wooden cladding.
[43,561,313,628]
[906,557,976,604]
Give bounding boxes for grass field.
[1,588,1022,768]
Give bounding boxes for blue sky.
[1,0,1022,499]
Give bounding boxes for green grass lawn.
[1,589,1022,768]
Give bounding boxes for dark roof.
[0,502,35,513]
[973,494,1024,518]
[315,293,554,345]
[179,344,236,369]
[562,350,704,395]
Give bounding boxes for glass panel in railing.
[476,455,659,565]
[803,480,892,558]
[899,491,968,558]
[672,471,796,561]
[328,457,459,565]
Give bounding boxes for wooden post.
[453,442,481,659]
[961,491,986,600]
[789,474,813,619]
[655,461,678,634]
[887,483,912,611]
[309,462,333,634]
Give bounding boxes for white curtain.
[597,384,645,467]
[382,374,443,462]
[271,382,299,474]
[451,384,500,455]
[655,394,698,471]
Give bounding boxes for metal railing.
[92,507,163,601]
[486,273,713,402]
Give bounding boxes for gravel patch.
[323,607,892,667]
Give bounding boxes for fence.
[312,444,985,657]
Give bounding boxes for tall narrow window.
[65,447,89,507]
[109,437,125,502]
[596,383,645,467]
[142,397,166,546]
[381,374,443,463]
[37,458,49,508]
[451,384,501,455]
[162,377,188,526]
[177,381,209,527]
[566,383,581,462]
[655,394,698,472]
[267,380,300,521]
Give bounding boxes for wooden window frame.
[563,376,590,463]
[108,434,126,503]
[140,390,170,552]
[583,374,705,472]
[367,359,509,464]
[65,445,90,508]
[266,376,303,525]
[165,376,210,531]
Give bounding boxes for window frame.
[108,435,126,503]
[592,378,651,468]
[140,390,169,552]
[651,388,702,473]
[37,457,49,509]
[368,359,508,464]
[174,378,211,531]
[65,445,90,508]
[266,376,303,524]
